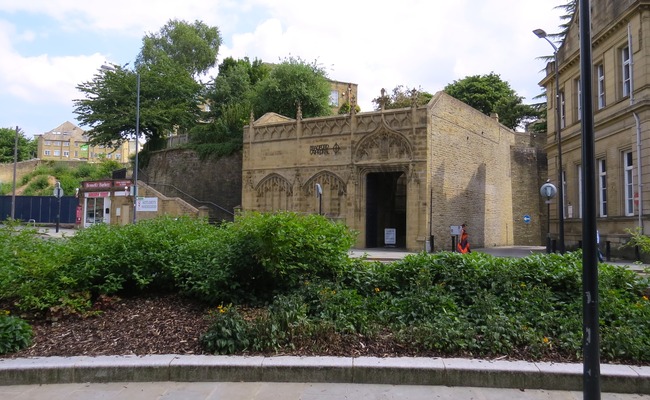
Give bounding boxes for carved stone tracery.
[255,173,293,197]
[354,129,413,162]
[304,171,347,196]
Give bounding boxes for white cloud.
[220,0,563,110]
[0,21,104,105]
[0,0,565,133]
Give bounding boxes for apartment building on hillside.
[34,121,135,162]
[537,0,650,258]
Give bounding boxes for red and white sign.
[85,191,111,198]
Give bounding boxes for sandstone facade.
[242,92,544,251]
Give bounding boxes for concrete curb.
[1,355,649,393]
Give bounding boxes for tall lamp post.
[101,64,140,223]
[534,28,565,253]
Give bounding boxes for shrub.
[0,222,76,312]
[0,311,33,354]
[64,216,218,295]
[219,211,356,301]
[200,305,249,354]
[22,175,50,195]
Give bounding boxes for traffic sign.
[53,187,64,198]
[523,214,531,224]
[540,182,557,199]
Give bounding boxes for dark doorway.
[365,171,407,248]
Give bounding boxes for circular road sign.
[523,214,531,224]
[540,182,557,199]
[53,187,64,198]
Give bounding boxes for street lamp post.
[133,73,140,224]
[101,64,140,223]
[541,182,558,254]
[534,28,565,253]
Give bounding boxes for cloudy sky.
[0,0,564,137]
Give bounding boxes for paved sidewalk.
[2,381,650,400]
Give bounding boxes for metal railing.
[145,181,234,219]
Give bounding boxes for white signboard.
[450,225,463,236]
[384,228,396,246]
[136,197,158,212]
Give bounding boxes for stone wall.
[510,146,548,245]
[142,149,242,222]
[0,160,40,184]
[428,94,517,249]
[0,160,92,187]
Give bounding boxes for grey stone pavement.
[1,227,647,399]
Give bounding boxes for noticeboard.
[384,228,396,246]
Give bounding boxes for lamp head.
[533,29,547,39]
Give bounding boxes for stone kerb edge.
[0,355,649,394]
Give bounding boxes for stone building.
[537,0,650,258]
[242,91,544,251]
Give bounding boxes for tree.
[529,0,576,135]
[443,73,539,130]
[137,19,222,77]
[0,127,35,163]
[555,0,577,42]
[74,58,202,150]
[189,57,269,156]
[252,57,331,119]
[371,85,433,110]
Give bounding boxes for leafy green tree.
[189,57,270,157]
[252,57,331,119]
[0,127,35,163]
[137,19,222,77]
[371,85,433,110]
[443,73,539,130]
[74,59,202,151]
[74,19,221,156]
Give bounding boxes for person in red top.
[457,224,471,254]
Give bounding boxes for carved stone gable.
[354,128,413,162]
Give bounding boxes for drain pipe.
[630,23,643,233]
[634,112,643,233]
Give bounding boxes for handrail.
[145,181,235,216]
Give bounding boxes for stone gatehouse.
[242,91,545,251]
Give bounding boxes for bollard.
[578,240,582,249]
[430,235,435,253]
[605,241,611,261]
[451,236,456,252]
[551,239,557,253]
